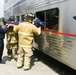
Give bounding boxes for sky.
[0,0,4,18]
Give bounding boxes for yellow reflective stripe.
[18,31,33,37]
[19,44,32,48]
[8,40,18,44]
[17,63,23,67]
[7,32,15,35]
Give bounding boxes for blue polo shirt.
[0,25,8,39]
[32,18,43,27]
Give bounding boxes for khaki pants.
[17,47,33,68]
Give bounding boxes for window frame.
[16,16,20,22]
[21,14,25,22]
[36,8,59,32]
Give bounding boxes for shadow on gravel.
[2,56,17,64]
[2,56,8,64]
[33,50,76,75]
[2,55,35,68]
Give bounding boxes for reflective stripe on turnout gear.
[19,44,32,48]
[7,32,16,35]
[18,31,34,37]
[8,40,18,44]
[17,63,23,67]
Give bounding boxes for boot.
[7,49,12,61]
[13,49,18,59]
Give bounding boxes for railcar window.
[46,8,59,31]
[36,12,45,21]
[16,16,20,21]
[36,8,59,31]
[21,14,25,21]
[36,12,45,29]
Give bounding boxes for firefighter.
[6,16,18,60]
[0,23,10,63]
[13,13,41,71]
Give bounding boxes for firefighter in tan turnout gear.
[13,13,41,71]
[6,16,18,60]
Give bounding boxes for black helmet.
[23,13,34,19]
[8,15,15,21]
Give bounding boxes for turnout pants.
[6,43,18,58]
[17,47,33,69]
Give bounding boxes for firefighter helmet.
[8,15,15,21]
[23,13,34,19]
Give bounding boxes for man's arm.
[6,21,19,25]
[0,25,10,33]
[2,18,19,25]
[32,25,41,35]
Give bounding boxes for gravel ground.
[33,50,76,75]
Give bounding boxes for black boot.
[7,49,12,61]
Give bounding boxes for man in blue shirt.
[32,16,43,28]
[0,24,10,63]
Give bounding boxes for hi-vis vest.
[14,22,41,48]
[6,26,18,44]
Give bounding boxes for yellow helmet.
[23,13,34,19]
